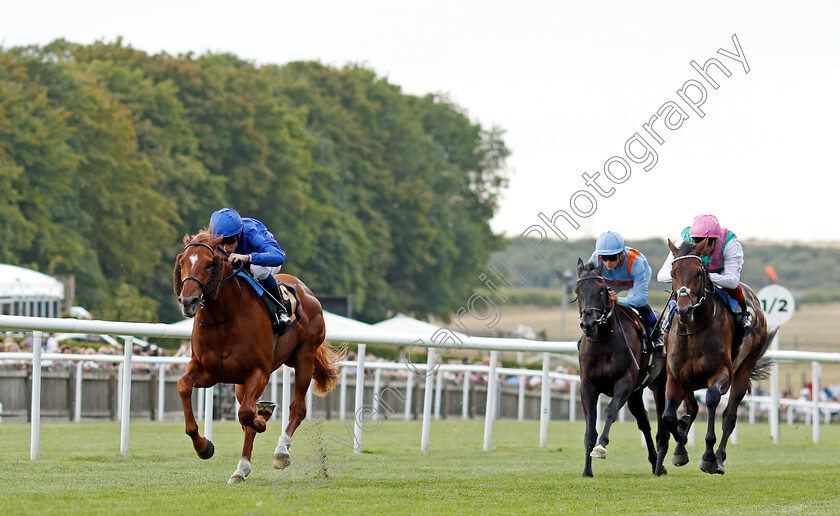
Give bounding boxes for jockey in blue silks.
[209,208,290,324]
[588,230,665,357]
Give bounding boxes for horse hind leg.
[177,364,216,460]
[275,348,315,469]
[715,367,753,474]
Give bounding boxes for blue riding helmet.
[209,208,244,238]
[595,231,625,255]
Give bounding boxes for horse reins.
[181,242,242,327]
[576,274,640,370]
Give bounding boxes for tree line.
[499,237,840,305]
[0,39,509,323]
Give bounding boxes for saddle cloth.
[236,272,301,335]
[714,287,756,332]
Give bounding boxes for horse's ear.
[182,234,192,246]
[205,254,224,300]
[595,261,605,276]
[173,253,184,296]
[695,238,713,257]
[667,238,678,254]
[576,258,585,277]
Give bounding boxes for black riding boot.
[649,325,666,358]
[259,276,290,324]
[738,299,753,328]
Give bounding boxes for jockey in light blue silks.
[209,208,290,325]
[588,231,666,357]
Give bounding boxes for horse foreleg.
[662,376,686,440]
[275,351,314,470]
[626,389,657,475]
[592,376,634,460]
[700,380,726,475]
[650,374,669,476]
[229,384,257,484]
[238,370,270,433]
[177,363,216,460]
[673,393,698,467]
[580,383,598,478]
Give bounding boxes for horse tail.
[312,341,345,396]
[750,327,778,383]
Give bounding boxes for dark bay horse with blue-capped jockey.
[173,230,342,484]
[575,258,669,477]
[662,238,776,474]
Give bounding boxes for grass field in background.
[1,419,838,515]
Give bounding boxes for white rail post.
[434,370,443,420]
[769,331,780,443]
[196,388,204,421]
[812,361,821,444]
[74,361,83,422]
[461,372,470,420]
[282,366,290,429]
[404,371,414,420]
[157,365,166,422]
[539,352,550,448]
[120,336,134,457]
[116,363,123,422]
[30,331,43,461]
[483,350,499,451]
[353,344,366,454]
[517,375,526,421]
[569,381,577,422]
[339,367,348,421]
[306,381,313,417]
[420,347,436,452]
[748,393,756,424]
[204,385,214,440]
[372,368,382,418]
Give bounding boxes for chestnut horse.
[662,238,775,474]
[575,259,669,477]
[173,230,342,484]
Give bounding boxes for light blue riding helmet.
[209,208,244,238]
[594,231,625,255]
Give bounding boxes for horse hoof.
[655,466,668,476]
[197,440,215,460]
[672,453,688,467]
[228,474,246,484]
[589,445,607,459]
[700,459,719,474]
[274,453,291,469]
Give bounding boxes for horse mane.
[581,259,600,275]
[183,228,219,247]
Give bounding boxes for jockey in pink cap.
[657,214,752,328]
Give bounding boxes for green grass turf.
[1,418,838,515]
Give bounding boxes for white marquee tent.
[0,263,64,317]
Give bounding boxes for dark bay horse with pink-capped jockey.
[661,238,776,474]
[173,230,342,484]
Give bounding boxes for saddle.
[618,305,664,391]
[236,272,301,336]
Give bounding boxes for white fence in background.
[1,314,839,461]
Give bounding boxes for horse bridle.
[576,275,615,328]
[671,254,714,311]
[670,254,717,336]
[181,242,241,311]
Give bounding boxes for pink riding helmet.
[689,214,722,238]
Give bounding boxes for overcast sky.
[4,1,838,243]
